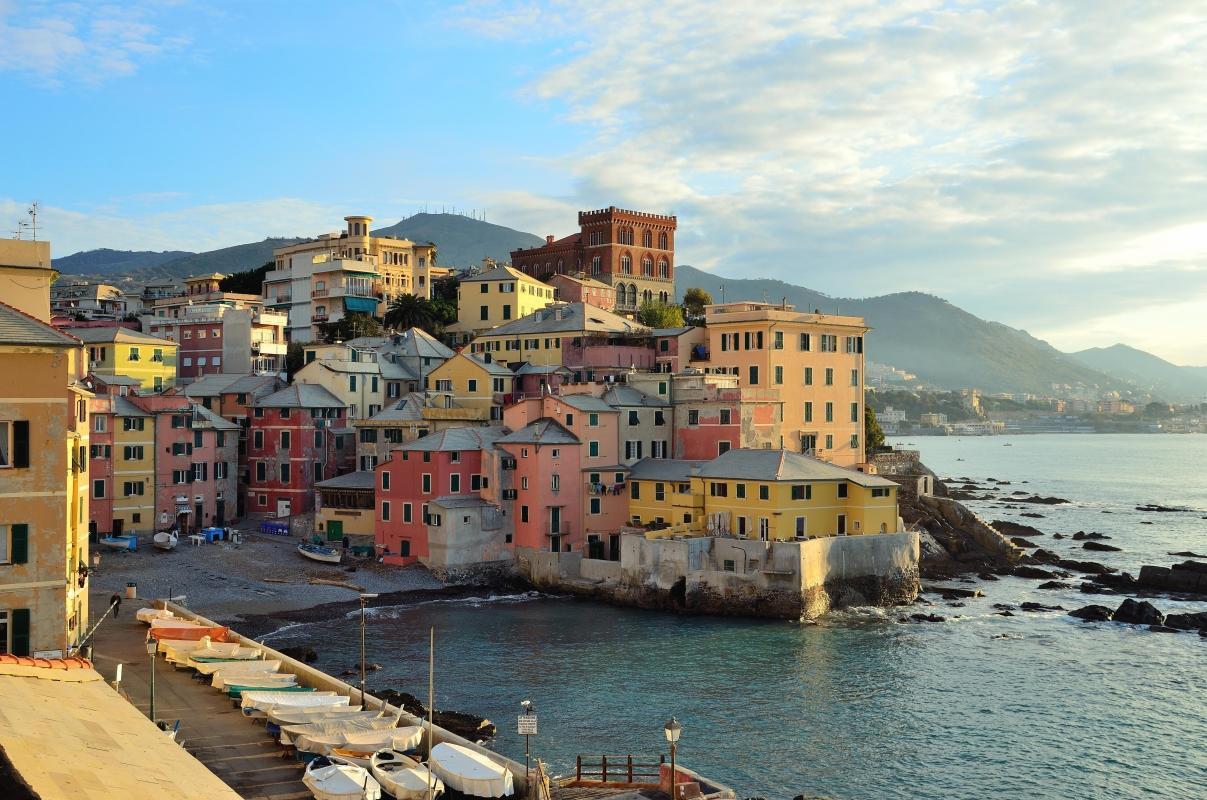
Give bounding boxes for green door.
[327,520,344,542]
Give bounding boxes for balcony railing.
[312,313,329,322]
[545,522,572,537]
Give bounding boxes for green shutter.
[11,608,30,656]
[10,524,28,564]
[11,421,29,468]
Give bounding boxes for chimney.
[546,235,555,244]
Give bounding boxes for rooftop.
[697,449,896,487]
[398,426,505,452]
[497,416,579,445]
[459,264,541,284]
[628,458,710,482]
[71,326,178,346]
[316,470,376,490]
[602,385,669,408]
[0,300,82,347]
[255,383,344,409]
[480,302,649,338]
[190,403,241,431]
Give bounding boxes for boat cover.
[296,726,418,755]
[429,742,514,798]
[136,608,174,624]
[303,760,382,800]
[268,706,368,725]
[241,691,346,716]
[149,625,229,642]
[211,666,287,689]
[282,716,395,747]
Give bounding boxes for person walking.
[109,593,121,617]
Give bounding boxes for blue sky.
[2,1,1206,365]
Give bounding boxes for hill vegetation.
[1069,344,1207,402]
[53,248,193,275]
[372,213,544,268]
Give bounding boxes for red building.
[246,384,355,517]
[510,206,676,315]
[375,427,505,565]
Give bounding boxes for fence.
[575,754,665,785]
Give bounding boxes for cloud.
[457,1,1207,361]
[0,1,184,84]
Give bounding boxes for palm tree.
[384,293,437,333]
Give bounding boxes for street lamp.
[664,717,682,798]
[145,637,158,723]
[359,593,379,707]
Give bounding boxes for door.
[837,514,847,535]
[550,507,561,534]
[549,535,561,553]
[737,516,747,537]
[327,520,344,542]
[88,521,97,542]
[277,498,291,518]
[609,534,620,562]
[194,501,204,530]
[214,500,225,527]
[759,517,770,541]
[112,518,123,536]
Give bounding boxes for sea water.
[264,435,1207,799]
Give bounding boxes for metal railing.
[575,754,664,785]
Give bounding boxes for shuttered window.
[10,523,29,564]
[10,608,30,656]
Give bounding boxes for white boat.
[214,671,296,692]
[281,715,395,746]
[296,726,422,758]
[99,534,137,551]
[370,750,445,800]
[151,618,208,631]
[241,690,346,718]
[303,756,382,800]
[428,742,514,798]
[136,608,175,624]
[153,530,178,551]
[269,707,368,726]
[298,542,342,564]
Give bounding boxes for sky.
[1,0,1205,365]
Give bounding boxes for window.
[588,413,599,427]
[851,369,860,386]
[804,367,813,386]
[171,469,190,485]
[774,331,784,350]
[360,428,378,443]
[403,503,413,523]
[804,402,813,423]
[851,403,860,423]
[0,421,29,468]
[93,416,105,432]
[382,501,391,521]
[718,441,731,454]
[630,482,640,500]
[215,462,228,479]
[192,462,208,482]
[349,375,358,391]
[628,410,639,426]
[837,483,848,499]
[774,365,783,385]
[280,431,291,449]
[796,517,807,536]
[92,479,105,499]
[589,441,599,457]
[759,485,769,501]
[687,410,699,426]
[821,334,838,352]
[194,430,204,449]
[197,330,206,339]
[654,482,665,501]
[521,477,529,490]
[253,430,263,449]
[450,473,461,493]
[281,408,291,419]
[520,505,529,523]
[825,368,834,386]
[422,474,431,493]
[197,357,207,367]
[851,434,860,449]
[128,347,140,362]
[468,379,478,393]
[124,481,145,496]
[719,409,731,425]
[279,463,290,483]
[791,484,812,500]
[590,497,601,515]
[709,482,728,497]
[872,487,891,498]
[256,462,266,481]
[123,445,145,460]
[748,366,758,385]
[826,434,834,449]
[825,403,834,423]
[735,483,746,499]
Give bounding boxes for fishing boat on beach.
[298,542,342,564]
[153,530,178,551]
[303,756,382,800]
[370,750,445,800]
[428,742,514,798]
[99,534,137,551]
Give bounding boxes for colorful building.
[315,471,376,550]
[353,393,487,471]
[467,302,654,375]
[246,384,355,517]
[493,419,583,553]
[73,327,179,392]
[627,449,900,540]
[510,206,677,315]
[447,265,556,344]
[426,352,516,422]
[51,281,126,320]
[101,393,155,538]
[694,301,869,466]
[0,239,91,657]
[546,273,617,312]
[374,427,504,564]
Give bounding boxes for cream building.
[446,265,557,344]
[265,215,450,343]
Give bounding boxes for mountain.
[1069,344,1207,402]
[53,248,193,275]
[372,213,545,268]
[149,238,306,280]
[675,265,1121,395]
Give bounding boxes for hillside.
[372,213,544,267]
[1070,344,1207,402]
[53,248,193,275]
[675,265,1120,395]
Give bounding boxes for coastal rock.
[1140,521,1154,525]
[910,613,946,623]
[1083,541,1122,552]
[1016,495,1071,505]
[993,520,1045,538]
[1169,551,1207,559]
[1021,602,1064,612]
[1069,605,1113,622]
[1072,531,1110,541]
[1020,512,1044,518]
[997,610,1015,616]
[1148,625,1181,633]
[279,645,318,663]
[1052,533,1066,540]
[1112,599,1165,626]
[1037,580,1071,590]
[1055,558,1116,575]
[1030,549,1062,565]
[978,572,1000,581]
[1010,537,1040,549]
[376,689,497,742]
[1012,565,1057,579]
[1135,504,1193,513]
[1164,612,1207,631]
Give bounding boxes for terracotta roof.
[0,654,93,672]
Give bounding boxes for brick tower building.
[510,206,676,316]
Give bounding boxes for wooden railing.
[575,754,664,785]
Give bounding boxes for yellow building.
[315,471,376,550]
[467,302,649,370]
[0,239,91,657]
[110,397,156,536]
[426,352,516,422]
[628,449,899,541]
[447,265,556,344]
[696,301,869,466]
[74,327,178,392]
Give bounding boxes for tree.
[285,341,307,377]
[636,300,685,328]
[682,287,713,323]
[383,294,438,333]
[317,312,383,343]
[864,405,886,459]
[220,262,273,295]
[431,275,459,304]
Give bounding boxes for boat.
[428,742,514,798]
[370,750,445,800]
[241,690,347,718]
[284,717,397,748]
[136,607,174,624]
[153,530,178,551]
[298,542,342,564]
[98,534,137,552]
[269,706,369,726]
[149,624,229,642]
[303,756,382,800]
[164,638,253,665]
[295,727,421,759]
[225,680,308,699]
[211,665,287,690]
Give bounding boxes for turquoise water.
[264,435,1207,799]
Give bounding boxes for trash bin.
[124,582,137,600]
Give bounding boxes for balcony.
[545,521,572,537]
[312,313,329,322]
[251,340,288,355]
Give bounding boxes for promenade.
[88,593,310,799]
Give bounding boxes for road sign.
[518,714,538,736]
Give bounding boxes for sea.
[262,434,1207,799]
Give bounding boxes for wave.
[256,620,310,643]
[346,590,557,621]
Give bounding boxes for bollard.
[125,582,137,600]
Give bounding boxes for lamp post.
[359,593,379,708]
[664,717,682,799]
[145,637,158,723]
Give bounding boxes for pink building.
[374,427,504,565]
[546,274,617,312]
[652,326,706,373]
[494,419,582,553]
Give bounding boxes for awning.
[343,297,379,314]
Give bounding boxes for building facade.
[74,327,179,393]
[447,266,556,344]
[546,273,617,312]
